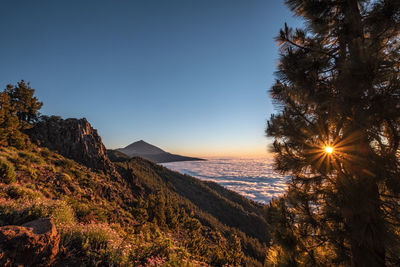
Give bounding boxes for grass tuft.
[18,151,44,165]
[0,158,16,184]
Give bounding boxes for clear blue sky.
[0,0,301,157]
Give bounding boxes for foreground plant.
[267,0,400,266]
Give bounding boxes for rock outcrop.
[28,116,117,176]
[0,218,60,266]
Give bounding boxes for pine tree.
[0,91,27,148]
[266,1,400,266]
[6,80,43,129]
[0,80,42,148]
[227,233,244,266]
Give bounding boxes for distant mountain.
[111,140,205,163]
[120,140,165,155]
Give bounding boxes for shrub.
[70,168,85,180]
[0,158,16,184]
[72,201,92,221]
[0,199,76,226]
[143,255,167,266]
[60,173,72,184]
[18,151,44,164]
[56,158,75,169]
[19,165,39,179]
[26,184,36,190]
[39,147,51,158]
[48,165,56,173]
[7,184,41,200]
[79,174,97,189]
[92,206,111,223]
[60,223,125,265]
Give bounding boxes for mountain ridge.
[0,82,268,265]
[112,140,205,163]
[0,114,269,265]
[118,140,165,155]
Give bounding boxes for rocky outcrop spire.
[28,116,117,176]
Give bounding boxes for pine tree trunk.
[340,2,387,264]
[342,172,386,266]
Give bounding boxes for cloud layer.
[161,158,289,204]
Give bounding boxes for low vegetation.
[0,80,272,266]
[0,158,16,184]
[0,144,267,265]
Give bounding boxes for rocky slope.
[27,116,117,176]
[0,82,271,265]
[0,116,270,266]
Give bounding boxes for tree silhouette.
[6,80,43,129]
[266,0,400,266]
[0,80,42,148]
[0,91,27,148]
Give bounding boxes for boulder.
[0,218,60,266]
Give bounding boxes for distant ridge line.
[109,140,205,163]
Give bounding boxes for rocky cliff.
[27,116,117,176]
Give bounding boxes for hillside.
[120,157,270,243]
[113,140,205,163]
[116,157,270,262]
[0,114,270,266]
[107,149,132,162]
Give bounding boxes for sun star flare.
[324,146,334,154]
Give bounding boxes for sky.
[0,0,302,158]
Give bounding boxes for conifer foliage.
[266,0,400,266]
[6,80,43,128]
[0,80,42,148]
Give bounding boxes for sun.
[324,146,334,154]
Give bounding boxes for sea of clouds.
[161,158,290,204]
